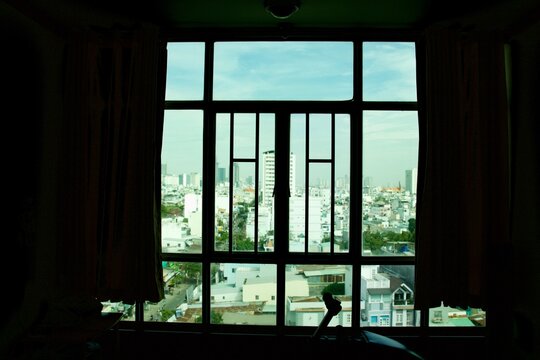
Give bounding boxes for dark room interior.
[1,0,539,359]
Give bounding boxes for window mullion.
[305,114,310,253]
[330,113,336,254]
[274,111,290,330]
[254,113,260,253]
[202,40,215,330]
[228,114,234,253]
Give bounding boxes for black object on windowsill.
[310,292,425,360]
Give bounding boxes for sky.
[162,41,418,187]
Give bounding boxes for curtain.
[58,24,165,303]
[415,26,511,311]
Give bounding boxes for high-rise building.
[262,150,296,207]
[234,163,240,188]
[405,168,418,194]
[190,172,201,188]
[217,167,226,184]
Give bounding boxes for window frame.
[121,29,486,338]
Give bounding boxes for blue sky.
[162,41,418,187]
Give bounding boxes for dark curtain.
[415,26,511,311]
[58,24,165,303]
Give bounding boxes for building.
[405,168,418,195]
[261,150,296,207]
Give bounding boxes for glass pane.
[211,263,277,325]
[232,162,256,252]
[309,163,331,253]
[259,114,276,252]
[429,303,486,327]
[360,265,419,327]
[362,111,418,256]
[335,114,350,253]
[144,262,202,323]
[309,114,332,159]
[289,114,306,251]
[215,114,231,251]
[214,42,353,100]
[166,42,205,100]
[363,42,417,101]
[101,301,134,321]
[162,110,203,254]
[285,264,352,327]
[234,113,256,159]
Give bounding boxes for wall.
[0,2,64,356]
[508,20,540,360]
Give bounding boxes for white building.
[286,295,352,327]
[243,276,277,304]
[262,150,296,207]
[163,174,180,186]
[187,209,202,237]
[289,196,323,243]
[405,168,418,195]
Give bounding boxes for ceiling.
[5,0,539,33]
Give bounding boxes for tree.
[161,203,183,218]
[233,232,254,251]
[160,309,175,322]
[408,218,416,242]
[195,310,223,324]
[363,231,385,252]
[322,282,345,296]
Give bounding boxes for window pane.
[259,114,276,252]
[360,265,419,327]
[215,114,231,251]
[286,264,352,327]
[309,114,331,159]
[211,263,276,325]
[362,111,418,256]
[363,42,417,101]
[309,163,330,253]
[162,110,203,254]
[290,115,306,251]
[335,114,350,253]
[234,113,256,159]
[101,301,134,321]
[144,262,202,323]
[429,303,486,327]
[214,42,353,100]
[232,162,256,252]
[166,43,205,100]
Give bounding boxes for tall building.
[262,150,296,207]
[233,163,240,188]
[217,167,226,184]
[405,168,418,194]
[190,172,201,188]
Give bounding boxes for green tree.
[408,218,416,242]
[363,231,385,252]
[322,282,345,296]
[161,203,183,218]
[233,232,254,251]
[195,311,223,324]
[160,309,175,322]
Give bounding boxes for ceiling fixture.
[264,0,300,20]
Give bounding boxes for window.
[157,39,420,331]
[148,36,483,333]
